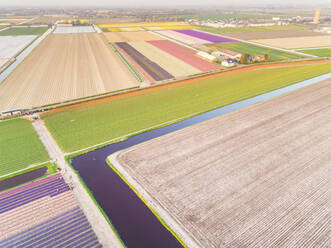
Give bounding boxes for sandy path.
[112,78,331,248]
[129,41,201,78]
[0,33,138,110]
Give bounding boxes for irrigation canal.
[71,72,331,248]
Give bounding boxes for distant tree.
[264,54,269,61]
[240,54,249,64]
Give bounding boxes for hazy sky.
[0,0,329,7]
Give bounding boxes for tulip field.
[0,174,103,247]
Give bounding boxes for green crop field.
[299,48,331,57]
[197,25,308,33]
[42,63,331,152]
[0,118,50,176]
[211,42,304,61]
[0,27,48,36]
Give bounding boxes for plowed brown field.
[112,78,331,248]
[0,33,138,110]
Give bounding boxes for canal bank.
[70,72,331,248]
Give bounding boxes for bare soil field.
[112,79,331,248]
[223,30,330,40]
[0,33,138,110]
[252,35,331,49]
[104,31,163,42]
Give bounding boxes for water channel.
[71,72,331,248]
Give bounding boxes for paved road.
[32,119,123,248]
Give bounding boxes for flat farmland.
[100,22,185,28]
[0,35,36,59]
[157,30,212,45]
[148,40,219,72]
[116,42,173,82]
[0,118,49,176]
[0,27,48,36]
[252,35,331,49]
[104,31,162,42]
[211,42,303,61]
[111,78,331,248]
[299,48,331,57]
[198,26,329,40]
[175,29,237,43]
[0,33,138,110]
[129,41,201,78]
[41,62,331,152]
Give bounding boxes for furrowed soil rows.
[0,33,138,110]
[113,78,331,248]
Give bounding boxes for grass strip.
[42,63,331,152]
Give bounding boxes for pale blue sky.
[0,0,329,6]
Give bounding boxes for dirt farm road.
[32,120,123,248]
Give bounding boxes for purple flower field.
[175,29,237,43]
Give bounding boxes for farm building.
[196,51,217,62]
[212,48,242,60]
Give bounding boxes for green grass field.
[197,25,308,33]
[0,27,48,36]
[0,118,50,176]
[211,42,304,61]
[299,48,331,57]
[42,63,331,152]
